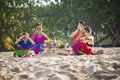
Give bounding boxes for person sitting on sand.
[31,23,49,54]
[70,20,103,55]
[15,32,35,50]
[15,32,35,57]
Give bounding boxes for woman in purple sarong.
[31,23,49,54]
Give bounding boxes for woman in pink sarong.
[31,23,49,54]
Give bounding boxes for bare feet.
[93,50,104,55]
[76,50,85,55]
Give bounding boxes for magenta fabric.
[72,42,82,54]
[32,34,48,54]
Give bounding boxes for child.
[31,23,49,54]
[77,26,103,55]
[82,26,94,47]
[15,32,35,57]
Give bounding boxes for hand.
[79,37,85,42]
[77,25,83,32]
[42,32,48,39]
[20,35,24,39]
[25,35,30,39]
[25,32,29,36]
[42,32,46,36]
[82,27,85,32]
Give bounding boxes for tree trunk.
[107,26,118,46]
[94,31,99,47]
[95,34,109,46]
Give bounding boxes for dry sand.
[0,47,120,80]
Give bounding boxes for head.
[22,33,29,42]
[84,26,92,35]
[75,20,85,31]
[35,23,42,34]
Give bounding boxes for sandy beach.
[0,47,120,80]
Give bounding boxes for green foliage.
[0,0,120,51]
[2,36,14,50]
[45,38,53,46]
[57,40,64,48]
